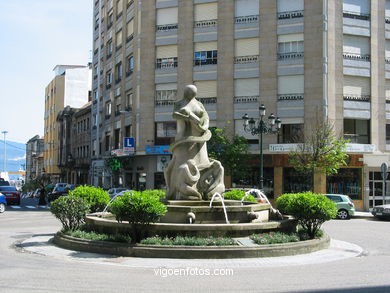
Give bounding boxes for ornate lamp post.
[242,104,282,190]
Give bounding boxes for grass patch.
[140,236,238,246]
[250,230,324,245]
[62,229,132,243]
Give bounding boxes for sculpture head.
[183,85,197,101]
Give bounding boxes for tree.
[207,127,250,182]
[288,119,348,179]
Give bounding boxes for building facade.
[44,65,92,183]
[26,135,44,182]
[91,0,390,210]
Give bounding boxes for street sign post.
[381,162,388,205]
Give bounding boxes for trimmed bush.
[63,229,132,243]
[140,236,237,246]
[142,189,166,198]
[223,190,257,202]
[250,232,300,245]
[276,192,337,239]
[69,185,110,213]
[50,196,90,231]
[110,192,167,242]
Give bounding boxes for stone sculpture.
[164,85,225,200]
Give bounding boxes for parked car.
[108,188,131,198]
[48,183,75,202]
[0,192,6,213]
[324,194,355,220]
[0,186,21,205]
[0,178,10,186]
[371,205,390,220]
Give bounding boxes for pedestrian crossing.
[7,205,50,210]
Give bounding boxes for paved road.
[0,203,390,292]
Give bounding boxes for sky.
[0,0,93,144]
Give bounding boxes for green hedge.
[140,236,237,246]
[223,190,257,202]
[50,196,90,231]
[276,192,337,239]
[250,232,300,245]
[63,229,132,243]
[69,185,110,213]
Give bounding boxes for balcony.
[234,96,259,104]
[278,52,304,60]
[156,58,178,69]
[234,55,259,64]
[343,11,370,21]
[277,94,304,101]
[156,23,178,32]
[343,52,370,62]
[194,19,217,28]
[193,58,217,67]
[343,95,371,102]
[155,100,175,107]
[235,15,259,24]
[277,10,304,20]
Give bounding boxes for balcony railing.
[344,134,370,144]
[126,34,134,43]
[156,57,178,69]
[234,55,259,64]
[193,58,218,66]
[156,23,178,32]
[343,52,371,61]
[155,100,175,107]
[198,97,217,104]
[234,96,259,104]
[343,11,370,21]
[277,94,304,101]
[343,95,371,102]
[278,52,304,60]
[277,10,304,20]
[194,19,217,28]
[235,15,259,24]
[386,17,390,24]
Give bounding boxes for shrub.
[141,189,166,198]
[63,229,132,243]
[50,196,90,231]
[223,190,257,202]
[140,236,237,246]
[250,232,300,245]
[276,192,337,239]
[69,185,110,213]
[110,192,167,242]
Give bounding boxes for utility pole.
[1,131,8,172]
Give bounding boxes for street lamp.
[242,104,281,190]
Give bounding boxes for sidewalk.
[354,211,373,219]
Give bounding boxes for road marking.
[25,206,36,209]
[9,205,21,209]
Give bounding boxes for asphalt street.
[0,199,390,293]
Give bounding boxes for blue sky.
[0,0,92,143]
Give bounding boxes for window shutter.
[386,40,390,58]
[235,0,260,17]
[234,79,259,96]
[117,0,123,14]
[343,35,370,55]
[386,80,390,99]
[195,41,217,52]
[116,30,122,47]
[278,75,304,94]
[278,34,304,43]
[156,83,177,91]
[194,81,217,97]
[277,0,303,12]
[343,0,370,14]
[343,76,370,96]
[235,38,259,56]
[156,7,178,25]
[156,45,178,58]
[195,3,218,21]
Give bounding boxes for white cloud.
[9,155,26,161]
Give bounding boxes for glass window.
[279,124,304,143]
[126,55,134,75]
[344,119,370,144]
[115,62,122,82]
[386,124,390,144]
[327,168,362,200]
[194,50,218,66]
[283,168,312,193]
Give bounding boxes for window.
[115,97,121,115]
[278,75,304,100]
[126,55,134,75]
[116,0,123,17]
[194,2,218,27]
[105,134,111,151]
[106,70,112,87]
[125,125,131,137]
[105,102,112,118]
[155,89,177,106]
[344,119,370,144]
[279,124,304,143]
[114,128,120,149]
[115,62,122,83]
[156,45,178,69]
[194,50,218,66]
[126,19,134,41]
[234,38,259,63]
[155,122,176,145]
[107,10,114,28]
[234,78,259,98]
[278,34,304,59]
[327,168,362,200]
[283,167,312,193]
[107,40,113,58]
[343,76,371,101]
[156,7,178,31]
[115,30,122,49]
[125,92,133,110]
[343,35,370,61]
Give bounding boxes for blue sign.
[145,145,171,155]
[123,137,135,152]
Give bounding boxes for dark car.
[371,205,390,220]
[0,178,10,186]
[0,186,21,205]
[48,183,75,202]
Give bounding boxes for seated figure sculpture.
[164,85,225,200]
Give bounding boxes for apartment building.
[91,0,390,210]
[44,65,92,183]
[26,135,44,182]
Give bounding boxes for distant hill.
[0,140,26,179]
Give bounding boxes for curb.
[53,232,330,259]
